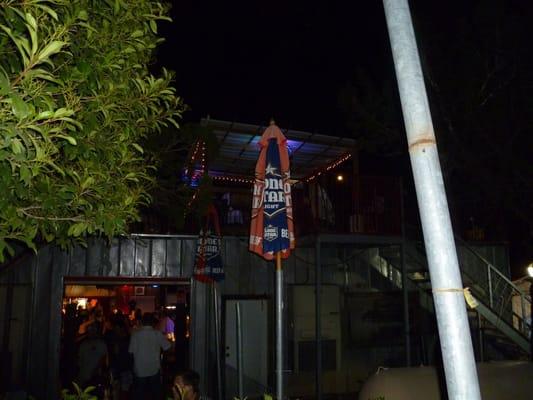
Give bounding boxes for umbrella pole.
[275,251,283,400]
[213,284,223,400]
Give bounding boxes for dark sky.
[158,1,390,134]
[158,0,533,135]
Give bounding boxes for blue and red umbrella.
[194,204,224,282]
[249,123,295,260]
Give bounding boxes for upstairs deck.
[210,173,402,238]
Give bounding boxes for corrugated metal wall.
[1,235,510,399]
[0,235,317,399]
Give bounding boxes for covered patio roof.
[203,118,356,181]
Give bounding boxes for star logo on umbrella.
[265,163,278,176]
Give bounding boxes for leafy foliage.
[413,1,533,257]
[0,0,184,260]
[339,2,533,260]
[61,382,96,400]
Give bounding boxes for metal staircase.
[369,240,531,357]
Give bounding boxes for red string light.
[305,153,352,182]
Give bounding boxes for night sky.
[157,0,389,133]
[157,0,533,275]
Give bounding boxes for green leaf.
[0,26,30,66]
[0,67,9,96]
[37,40,66,63]
[20,165,31,185]
[132,143,144,153]
[68,222,87,237]
[56,135,77,145]
[10,138,24,154]
[53,108,74,118]
[35,110,54,121]
[9,94,30,119]
[149,19,158,34]
[78,10,89,21]
[81,177,94,189]
[36,4,58,20]
[25,14,38,56]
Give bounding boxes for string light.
[212,175,254,185]
[305,153,352,182]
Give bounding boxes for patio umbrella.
[249,122,295,259]
[249,121,295,400]
[194,204,224,283]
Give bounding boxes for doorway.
[60,277,190,398]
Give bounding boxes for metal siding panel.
[10,256,34,284]
[119,239,135,277]
[181,239,196,278]
[46,247,68,399]
[29,247,53,396]
[151,239,166,277]
[68,245,87,276]
[221,238,238,294]
[107,238,120,277]
[134,238,150,277]
[165,239,181,277]
[86,237,105,276]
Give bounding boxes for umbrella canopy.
[249,123,295,260]
[194,204,224,282]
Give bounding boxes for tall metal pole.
[213,285,223,400]
[315,236,322,400]
[235,302,244,400]
[382,1,481,399]
[275,252,284,400]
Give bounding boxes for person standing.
[129,312,171,399]
[157,309,175,340]
[77,323,108,390]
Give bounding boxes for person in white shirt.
[128,312,171,399]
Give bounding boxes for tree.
[414,0,533,268]
[0,0,185,260]
[338,1,533,270]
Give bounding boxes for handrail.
[454,235,527,297]
[413,235,530,315]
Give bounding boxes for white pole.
[235,302,244,399]
[382,1,481,398]
[275,253,284,400]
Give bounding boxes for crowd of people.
[61,301,197,400]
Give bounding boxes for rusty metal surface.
[408,136,437,152]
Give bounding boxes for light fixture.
[336,174,344,182]
[527,264,533,278]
